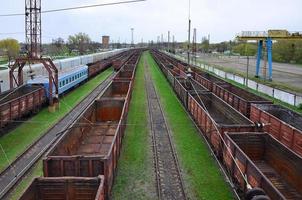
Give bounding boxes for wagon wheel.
[245,187,266,200]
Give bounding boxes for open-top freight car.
[250,104,302,157]
[224,132,302,200]
[112,50,136,71]
[187,92,257,155]
[174,77,208,107]
[87,58,112,78]
[113,53,139,81]
[194,71,227,91]
[19,176,105,200]
[43,78,134,198]
[212,83,272,117]
[0,85,46,130]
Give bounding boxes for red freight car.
[224,132,302,200]
[187,92,256,155]
[174,77,208,107]
[43,80,133,198]
[0,85,46,128]
[87,58,112,78]
[194,72,226,91]
[250,104,302,157]
[19,176,105,200]
[212,83,272,117]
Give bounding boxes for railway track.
[144,60,186,200]
[0,71,116,199]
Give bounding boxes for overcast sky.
[0,0,301,44]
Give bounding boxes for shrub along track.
[145,58,186,200]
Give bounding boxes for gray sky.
[0,0,301,43]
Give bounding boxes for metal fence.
[170,53,302,107]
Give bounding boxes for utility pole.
[172,35,175,53]
[131,28,134,48]
[192,28,197,65]
[161,34,163,49]
[187,0,191,66]
[246,56,250,86]
[168,31,170,52]
[208,34,210,54]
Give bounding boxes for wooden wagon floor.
[254,160,302,200]
[76,122,117,155]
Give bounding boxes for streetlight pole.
[246,56,249,86]
[131,28,134,48]
[187,0,191,66]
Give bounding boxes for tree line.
[0,32,104,62]
[198,39,302,64]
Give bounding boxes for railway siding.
[111,53,156,200]
[145,58,186,200]
[147,51,233,199]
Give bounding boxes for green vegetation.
[112,53,156,199]
[273,40,302,64]
[146,51,233,200]
[233,43,257,56]
[6,161,43,200]
[0,38,20,61]
[0,68,113,172]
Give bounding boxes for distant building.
[102,36,110,49]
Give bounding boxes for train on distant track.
[0,49,135,132]
[150,49,302,200]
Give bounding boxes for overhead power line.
[0,0,146,17]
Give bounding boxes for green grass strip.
[146,51,233,200]
[111,53,156,200]
[6,161,43,200]
[0,68,113,172]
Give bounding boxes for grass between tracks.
[5,161,43,200]
[146,51,233,200]
[0,67,113,172]
[111,53,156,199]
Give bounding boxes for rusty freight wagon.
[87,58,112,78]
[43,79,133,197]
[113,56,139,81]
[174,77,208,107]
[250,104,302,157]
[112,51,134,71]
[19,176,105,200]
[113,70,135,81]
[194,71,227,91]
[223,132,302,200]
[212,83,272,117]
[187,92,256,155]
[0,85,46,129]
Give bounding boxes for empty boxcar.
[43,80,133,198]
[224,132,302,200]
[250,104,302,157]
[187,92,257,155]
[212,83,272,117]
[0,85,46,129]
[19,176,105,200]
[174,77,208,107]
